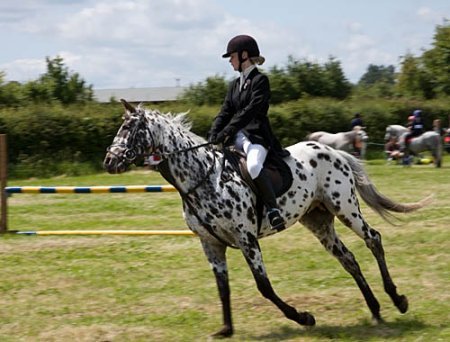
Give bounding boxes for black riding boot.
[254,169,286,230]
[402,141,410,165]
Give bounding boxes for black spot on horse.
[298,173,307,181]
[310,159,318,168]
[246,207,256,224]
[332,191,340,198]
[318,153,331,162]
[338,215,352,227]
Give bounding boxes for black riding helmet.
[222,35,260,58]
[222,35,264,71]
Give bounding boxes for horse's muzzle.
[103,154,128,174]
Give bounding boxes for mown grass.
[1,157,449,341]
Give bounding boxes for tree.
[355,64,396,98]
[396,53,434,99]
[281,56,351,99]
[180,75,227,106]
[323,57,352,99]
[358,64,396,85]
[422,21,450,96]
[33,56,93,104]
[267,65,297,104]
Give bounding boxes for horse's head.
[352,126,369,143]
[103,99,156,174]
[384,126,393,141]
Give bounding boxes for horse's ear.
[120,99,136,113]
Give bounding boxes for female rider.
[207,35,289,230]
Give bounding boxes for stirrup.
[268,209,285,230]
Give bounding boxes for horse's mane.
[140,105,193,131]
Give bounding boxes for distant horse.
[104,100,430,338]
[384,125,442,167]
[307,126,368,159]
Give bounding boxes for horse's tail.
[336,150,432,223]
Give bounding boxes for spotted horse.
[104,100,430,338]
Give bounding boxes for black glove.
[207,131,218,144]
[208,127,235,145]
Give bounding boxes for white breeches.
[234,131,268,179]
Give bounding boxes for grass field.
[1,158,449,341]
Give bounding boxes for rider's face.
[229,52,240,71]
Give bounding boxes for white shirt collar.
[239,64,257,91]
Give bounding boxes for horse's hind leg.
[300,207,383,323]
[336,207,408,314]
[361,223,408,314]
[238,233,316,327]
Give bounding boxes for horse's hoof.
[210,325,233,338]
[298,311,316,326]
[372,315,385,325]
[396,294,408,313]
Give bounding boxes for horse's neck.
[343,131,357,142]
[159,126,215,194]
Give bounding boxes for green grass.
[1,158,449,341]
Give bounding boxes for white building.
[93,86,187,103]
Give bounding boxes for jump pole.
[0,134,7,233]
[4,183,189,235]
[5,185,177,194]
[16,230,196,236]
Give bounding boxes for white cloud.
[416,6,443,23]
[1,1,449,87]
[0,58,46,82]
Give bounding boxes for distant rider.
[403,109,424,159]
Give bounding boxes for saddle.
[223,148,293,233]
[405,136,414,144]
[223,148,293,198]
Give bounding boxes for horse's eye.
[125,150,136,160]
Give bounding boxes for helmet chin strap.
[238,51,248,72]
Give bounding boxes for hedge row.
[0,97,448,178]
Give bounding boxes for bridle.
[106,112,217,197]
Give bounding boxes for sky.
[0,0,448,90]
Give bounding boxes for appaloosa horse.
[307,126,368,159]
[104,100,430,338]
[384,125,442,167]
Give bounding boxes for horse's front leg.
[200,239,233,338]
[239,233,316,327]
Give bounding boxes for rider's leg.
[402,134,411,165]
[244,140,285,231]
